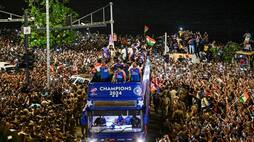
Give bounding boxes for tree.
[222,41,241,63]
[209,45,220,61]
[25,0,78,48]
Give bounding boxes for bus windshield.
[88,110,143,133]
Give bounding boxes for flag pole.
[164,32,167,55]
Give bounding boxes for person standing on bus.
[123,61,131,80]
[129,62,142,82]
[112,58,123,72]
[121,45,129,62]
[90,65,99,82]
[116,115,124,125]
[124,115,132,125]
[100,60,111,82]
[95,58,102,70]
[129,47,137,62]
[135,53,144,67]
[113,67,126,82]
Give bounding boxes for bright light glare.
[137,138,145,142]
[89,138,97,142]
[30,17,35,21]
[179,27,183,31]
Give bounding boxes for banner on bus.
[88,82,143,98]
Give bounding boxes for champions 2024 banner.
[88,82,143,98]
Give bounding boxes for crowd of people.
[153,58,254,141]
[0,28,254,142]
[0,31,103,141]
[152,31,254,141]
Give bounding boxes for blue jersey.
[125,116,131,125]
[115,71,125,82]
[100,66,110,79]
[130,68,141,82]
[116,116,124,125]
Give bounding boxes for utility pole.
[110,2,114,47]
[46,0,51,90]
[24,12,30,85]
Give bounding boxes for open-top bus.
[85,58,151,142]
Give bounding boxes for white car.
[69,75,91,85]
[0,62,16,73]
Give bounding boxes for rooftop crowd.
[0,28,254,142]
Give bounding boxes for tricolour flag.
[144,25,149,34]
[239,92,249,103]
[146,36,156,46]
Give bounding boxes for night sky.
[1,0,254,42]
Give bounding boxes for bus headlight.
[88,138,97,142]
[136,138,145,142]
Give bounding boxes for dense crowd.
[153,58,254,141]
[0,28,254,142]
[152,31,254,142]
[0,31,104,141]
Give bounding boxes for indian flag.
[146,36,156,46]
[240,92,249,103]
[144,25,149,34]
